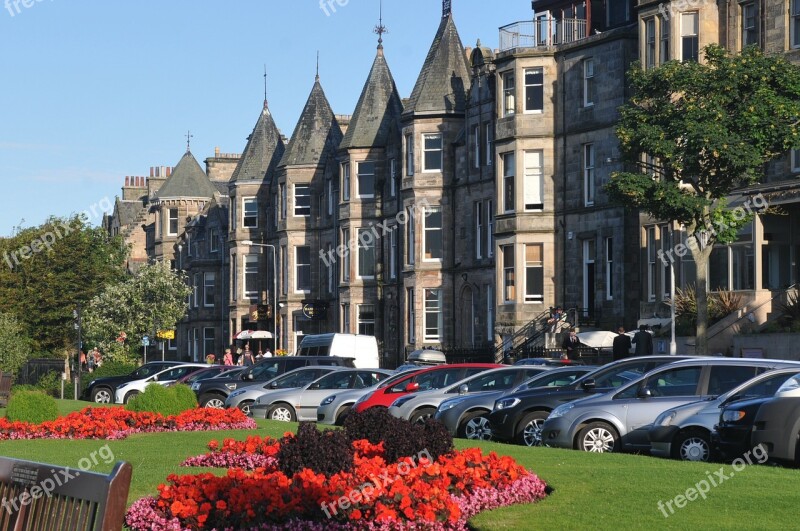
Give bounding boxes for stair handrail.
[706,283,799,340]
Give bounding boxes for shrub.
[277,422,353,477]
[343,408,454,463]
[5,390,59,423]
[34,371,63,398]
[125,383,197,416]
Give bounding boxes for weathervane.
[374,0,387,46]
[263,64,268,107]
[185,130,193,152]
[443,0,451,18]
[316,51,320,80]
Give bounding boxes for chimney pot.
[136,176,141,186]
[150,167,155,177]
[125,176,129,186]
[215,146,220,156]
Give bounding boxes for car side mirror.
[637,387,652,398]
[458,384,469,396]
[581,378,596,391]
[245,372,254,381]
[270,382,278,389]
[405,382,420,392]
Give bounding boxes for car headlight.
[225,383,238,391]
[117,382,130,390]
[722,410,746,423]
[438,400,459,412]
[548,403,575,419]
[656,411,676,427]
[494,398,520,412]
[391,395,416,408]
[320,395,336,406]
[229,389,245,399]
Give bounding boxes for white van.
[296,333,380,368]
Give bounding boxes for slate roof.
[155,151,218,199]
[280,77,343,167]
[229,102,286,183]
[114,199,142,228]
[341,46,404,150]
[404,13,471,116]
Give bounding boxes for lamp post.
[242,241,278,349]
[669,225,677,355]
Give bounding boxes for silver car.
[317,367,423,425]
[647,367,800,461]
[435,366,594,440]
[250,369,393,422]
[224,366,345,414]
[541,358,800,453]
[388,367,553,424]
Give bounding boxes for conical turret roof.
[155,151,217,199]
[280,78,343,167]
[230,102,285,183]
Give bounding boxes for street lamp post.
[242,241,278,349]
[669,226,677,355]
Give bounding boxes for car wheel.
[577,422,619,453]
[200,394,226,409]
[123,391,140,404]
[334,405,352,426]
[238,400,254,416]
[91,387,112,404]
[673,429,712,462]
[458,411,493,440]
[268,404,296,422]
[410,407,436,425]
[515,411,549,447]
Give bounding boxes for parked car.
[747,374,800,465]
[648,367,800,461]
[540,358,800,453]
[114,363,208,404]
[82,361,186,403]
[165,365,240,387]
[435,366,594,440]
[388,367,553,424]
[351,363,503,414]
[250,369,393,421]
[225,366,349,414]
[487,356,694,446]
[514,357,585,366]
[191,356,356,408]
[317,368,424,425]
[295,333,379,368]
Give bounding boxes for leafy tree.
[0,312,33,374]
[83,261,191,362]
[0,216,128,354]
[605,45,800,354]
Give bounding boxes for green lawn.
[1,401,798,530]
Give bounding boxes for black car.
[486,355,694,446]
[714,396,770,461]
[82,361,186,403]
[191,356,356,408]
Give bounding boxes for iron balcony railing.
[499,18,587,51]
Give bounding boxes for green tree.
[605,45,800,354]
[83,261,191,362]
[0,216,128,354]
[0,312,33,374]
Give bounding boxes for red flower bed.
[0,406,256,440]
[127,435,548,530]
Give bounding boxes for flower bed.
[0,406,256,440]
[127,434,548,530]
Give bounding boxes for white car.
[114,363,207,404]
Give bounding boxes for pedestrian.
[264,347,273,358]
[223,348,233,366]
[242,348,255,367]
[561,328,581,360]
[87,353,96,372]
[612,327,632,361]
[632,324,654,355]
[92,347,102,368]
[79,350,87,371]
[256,349,264,359]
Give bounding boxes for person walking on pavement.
[612,327,632,361]
[632,324,654,355]
[561,328,581,360]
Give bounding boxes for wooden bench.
[0,372,12,408]
[0,457,131,531]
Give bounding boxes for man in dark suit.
[632,324,654,355]
[561,328,581,359]
[612,327,632,361]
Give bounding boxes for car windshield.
[375,369,422,389]
[724,371,800,402]
[776,374,800,394]
[130,364,170,379]
[184,369,218,384]
[452,371,518,393]
[515,369,591,392]
[270,369,329,389]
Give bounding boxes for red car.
[352,363,503,414]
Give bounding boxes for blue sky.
[0,0,530,235]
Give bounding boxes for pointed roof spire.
[316,51,320,81]
[443,0,452,18]
[185,130,193,153]
[263,64,269,108]
[341,41,403,150]
[374,0,388,49]
[404,4,470,116]
[229,99,286,183]
[280,77,343,167]
[155,151,217,199]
